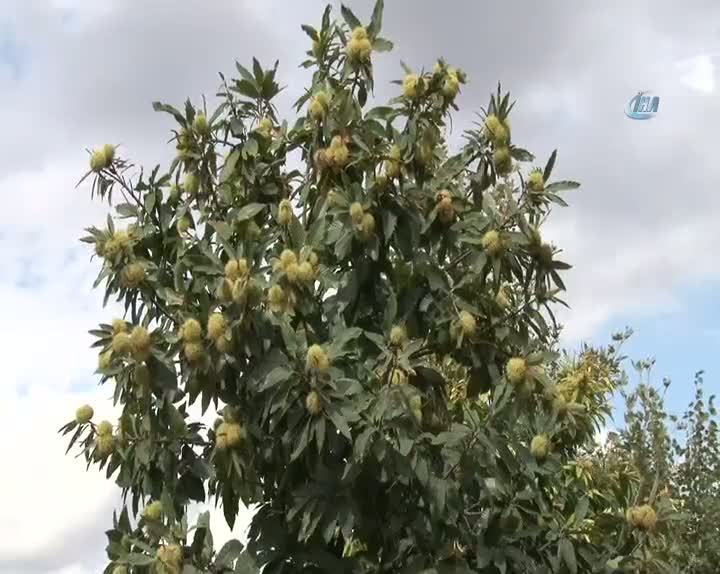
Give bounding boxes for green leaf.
[234,203,265,221]
[252,57,264,82]
[300,24,319,41]
[427,476,447,517]
[543,149,558,181]
[574,496,590,522]
[151,360,178,390]
[216,539,244,568]
[510,147,535,162]
[167,403,187,435]
[116,203,138,218]
[184,98,195,123]
[220,150,240,184]
[559,539,577,574]
[64,425,83,454]
[144,190,157,214]
[127,553,154,566]
[263,340,290,376]
[423,263,447,292]
[235,62,254,83]
[398,435,413,456]
[234,552,259,574]
[260,366,292,391]
[291,421,311,460]
[328,326,363,359]
[161,487,176,523]
[365,106,395,120]
[243,138,259,158]
[156,287,184,307]
[327,407,352,439]
[179,472,205,503]
[261,63,280,100]
[234,79,259,99]
[546,193,569,207]
[209,220,233,241]
[152,101,186,125]
[382,290,397,329]
[373,38,393,52]
[364,330,387,350]
[467,365,492,398]
[334,231,353,260]
[289,215,306,247]
[222,485,239,530]
[382,210,397,240]
[315,417,327,451]
[340,5,362,29]
[368,0,384,37]
[209,102,228,125]
[357,82,367,107]
[545,180,580,193]
[307,212,326,246]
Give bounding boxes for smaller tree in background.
[673,371,720,572]
[593,357,720,573]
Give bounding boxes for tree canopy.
[61,2,718,573]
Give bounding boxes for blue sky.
[1,1,719,573]
[601,281,720,421]
[0,24,23,80]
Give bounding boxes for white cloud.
[676,53,716,93]
[0,385,120,567]
[555,214,720,342]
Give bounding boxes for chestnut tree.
[60,2,682,573]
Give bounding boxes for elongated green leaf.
[334,231,353,259]
[243,138,259,158]
[220,150,240,184]
[300,24,319,41]
[235,62,255,83]
[327,407,352,439]
[152,101,186,125]
[209,220,233,241]
[368,0,384,37]
[365,106,395,120]
[234,79,259,99]
[574,496,590,522]
[328,326,363,359]
[127,553,154,566]
[260,366,293,391]
[235,203,265,221]
[372,38,393,52]
[167,403,187,435]
[216,539,244,568]
[291,420,312,460]
[235,552,260,574]
[340,5,362,29]
[559,539,577,574]
[543,149,558,181]
[510,147,535,162]
[545,180,580,193]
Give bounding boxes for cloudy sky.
[1,0,719,572]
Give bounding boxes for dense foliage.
[610,363,720,573]
[61,2,718,573]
